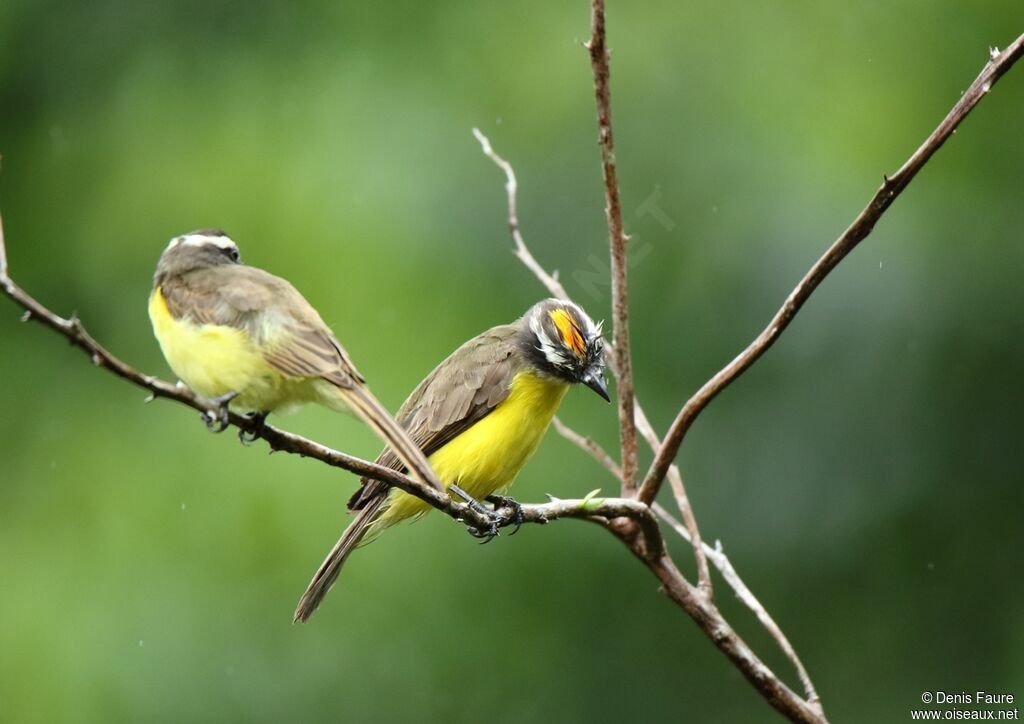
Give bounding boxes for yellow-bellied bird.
[148,229,440,492]
[295,298,609,621]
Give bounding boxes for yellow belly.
[148,288,324,413]
[377,371,569,526]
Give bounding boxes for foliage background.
[1,2,1022,721]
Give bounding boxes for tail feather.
[293,495,386,623]
[299,384,437,621]
[341,385,440,494]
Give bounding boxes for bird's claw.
[487,494,524,536]
[238,411,268,445]
[202,391,238,433]
[203,408,230,433]
[450,484,524,543]
[467,518,501,544]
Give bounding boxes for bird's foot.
[450,484,500,542]
[486,494,524,536]
[450,484,523,543]
[202,391,239,433]
[238,411,268,445]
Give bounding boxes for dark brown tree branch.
[639,550,825,723]
[653,504,820,709]
[553,409,821,715]
[587,0,638,497]
[638,33,1024,505]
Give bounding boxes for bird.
[148,229,441,492]
[294,297,609,622]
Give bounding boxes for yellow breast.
[379,371,569,525]
[148,287,313,412]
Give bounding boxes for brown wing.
[347,324,521,510]
[161,265,364,386]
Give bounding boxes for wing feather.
[161,265,364,386]
[348,325,521,510]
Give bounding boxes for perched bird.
[294,298,609,622]
[148,229,441,491]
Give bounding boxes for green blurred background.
[2,1,1022,721]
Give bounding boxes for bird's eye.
[225,247,240,262]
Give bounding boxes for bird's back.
[151,264,362,409]
[349,321,570,524]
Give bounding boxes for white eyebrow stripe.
[179,233,236,250]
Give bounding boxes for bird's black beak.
[582,369,611,402]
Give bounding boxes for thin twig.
[639,33,1024,505]
[587,0,638,496]
[472,128,569,301]
[639,547,826,723]
[553,416,622,479]
[652,503,821,709]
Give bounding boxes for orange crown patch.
[549,308,586,357]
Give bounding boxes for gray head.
[517,298,609,400]
[154,229,242,283]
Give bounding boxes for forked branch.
[555,412,817,707]
[474,17,1024,723]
